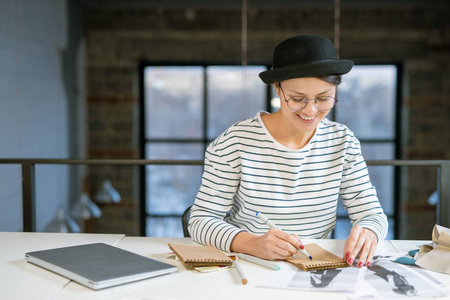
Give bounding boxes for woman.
[188,34,388,268]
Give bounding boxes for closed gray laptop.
[25,243,178,290]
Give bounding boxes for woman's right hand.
[230,229,301,259]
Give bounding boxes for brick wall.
[83,3,450,238]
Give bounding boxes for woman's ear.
[274,81,281,96]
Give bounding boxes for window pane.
[147,217,183,237]
[363,142,395,215]
[334,217,394,240]
[361,142,395,160]
[333,218,352,239]
[146,164,202,215]
[146,143,204,160]
[144,66,203,139]
[146,143,203,216]
[207,66,266,139]
[337,143,394,216]
[337,65,397,140]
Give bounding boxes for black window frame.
[138,61,271,236]
[139,61,402,238]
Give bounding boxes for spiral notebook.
[168,243,233,267]
[286,243,349,271]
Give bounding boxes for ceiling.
[76,0,449,10]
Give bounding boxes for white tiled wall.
[0,0,70,231]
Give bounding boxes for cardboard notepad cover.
[168,243,233,267]
[286,243,349,271]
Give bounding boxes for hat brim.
[259,60,354,84]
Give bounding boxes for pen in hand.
[256,211,313,260]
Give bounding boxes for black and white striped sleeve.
[188,142,245,252]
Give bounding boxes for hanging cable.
[334,0,340,59]
[241,0,248,113]
[332,0,341,121]
[241,0,248,67]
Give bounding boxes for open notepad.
[169,243,347,271]
[286,243,349,271]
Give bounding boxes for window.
[334,65,398,239]
[142,64,399,239]
[142,65,267,237]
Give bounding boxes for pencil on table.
[233,260,248,285]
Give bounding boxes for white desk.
[0,232,124,300]
[1,232,449,300]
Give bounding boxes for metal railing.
[0,159,449,232]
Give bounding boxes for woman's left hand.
[343,225,378,268]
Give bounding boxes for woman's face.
[275,77,336,135]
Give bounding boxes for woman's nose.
[302,99,318,114]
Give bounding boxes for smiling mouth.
[296,114,315,121]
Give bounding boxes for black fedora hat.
[259,34,354,84]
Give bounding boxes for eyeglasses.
[279,83,337,112]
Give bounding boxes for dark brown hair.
[275,74,342,88]
[315,74,342,86]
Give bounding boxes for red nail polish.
[299,244,304,250]
[358,261,363,268]
[347,258,353,265]
[345,251,350,259]
[366,261,371,267]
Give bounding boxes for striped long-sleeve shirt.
[188,111,388,252]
